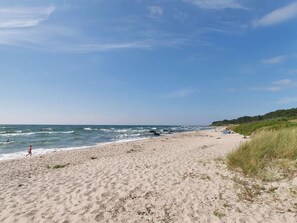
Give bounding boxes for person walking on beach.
[26,145,32,157]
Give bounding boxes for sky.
[0,0,297,125]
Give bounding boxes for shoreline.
[0,126,211,161]
[0,136,150,161]
[0,128,210,162]
[1,129,296,222]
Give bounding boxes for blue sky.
[0,0,297,125]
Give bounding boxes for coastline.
[1,129,296,222]
[0,125,208,161]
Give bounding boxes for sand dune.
[0,129,296,222]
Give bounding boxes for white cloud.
[60,41,154,53]
[0,6,55,28]
[0,5,187,53]
[261,55,288,64]
[183,0,245,10]
[250,86,282,92]
[253,2,297,27]
[167,89,194,98]
[147,6,163,18]
[273,79,297,86]
[251,79,297,92]
[277,97,297,104]
[0,6,58,49]
[0,24,77,49]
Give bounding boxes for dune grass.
[227,128,297,181]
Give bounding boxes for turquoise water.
[0,125,209,160]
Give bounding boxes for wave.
[0,132,36,137]
[43,128,53,131]
[84,128,92,131]
[114,137,148,143]
[0,131,74,137]
[37,131,75,134]
[100,128,113,132]
[0,141,10,146]
[116,133,141,139]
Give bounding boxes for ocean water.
[0,125,209,160]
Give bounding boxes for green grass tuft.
[227,128,297,180]
[53,164,66,169]
[213,210,226,218]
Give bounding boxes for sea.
[0,125,210,160]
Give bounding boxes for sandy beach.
[0,129,297,223]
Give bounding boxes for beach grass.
[227,128,297,180]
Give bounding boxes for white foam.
[114,129,130,133]
[43,128,53,131]
[0,131,74,137]
[1,132,36,137]
[84,128,92,131]
[114,137,148,143]
[116,133,141,139]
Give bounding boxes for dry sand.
[0,129,297,223]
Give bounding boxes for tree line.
[212,108,297,126]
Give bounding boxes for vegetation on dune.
[229,118,297,136]
[215,108,297,180]
[212,107,297,126]
[227,129,297,181]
